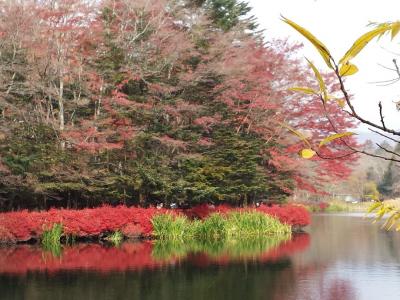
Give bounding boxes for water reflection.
[0,234,309,275]
[2,215,400,300]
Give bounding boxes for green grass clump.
[151,213,193,241]
[325,202,349,213]
[107,231,124,246]
[225,211,291,237]
[324,200,373,213]
[194,213,227,240]
[41,223,63,255]
[151,211,291,242]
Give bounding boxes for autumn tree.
[0,0,361,210]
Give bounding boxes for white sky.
[247,0,400,133]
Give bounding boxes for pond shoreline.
[0,204,310,245]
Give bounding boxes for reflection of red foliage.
[257,234,310,262]
[0,242,178,275]
[184,204,311,227]
[0,234,310,275]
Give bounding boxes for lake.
[1,214,400,300]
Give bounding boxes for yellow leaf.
[337,99,346,108]
[383,211,400,230]
[340,25,390,65]
[280,123,311,147]
[319,132,355,147]
[282,16,333,69]
[391,22,400,40]
[306,58,328,102]
[375,206,389,222]
[299,148,316,159]
[288,87,318,95]
[339,63,359,76]
[367,202,382,214]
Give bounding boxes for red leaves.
[256,204,311,227]
[0,206,168,243]
[183,203,311,227]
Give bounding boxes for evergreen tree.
[378,162,395,198]
[189,0,258,31]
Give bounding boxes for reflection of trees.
[0,235,311,300]
[0,234,310,275]
[298,215,400,265]
[266,264,358,300]
[326,279,357,300]
[0,242,175,274]
[271,215,400,300]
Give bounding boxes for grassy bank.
[323,200,373,213]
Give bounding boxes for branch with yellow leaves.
[282,16,400,162]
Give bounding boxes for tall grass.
[194,213,227,240]
[151,213,194,241]
[225,211,291,237]
[151,211,291,242]
[41,223,63,255]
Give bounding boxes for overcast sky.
[247,0,400,134]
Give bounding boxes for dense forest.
[0,0,358,211]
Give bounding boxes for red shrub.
[0,206,170,243]
[183,203,310,227]
[0,203,310,243]
[256,204,311,227]
[183,203,233,219]
[319,202,329,212]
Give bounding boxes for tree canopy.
[0,0,358,210]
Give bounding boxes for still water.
[1,214,400,300]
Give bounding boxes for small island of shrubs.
[0,203,310,246]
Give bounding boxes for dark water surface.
[1,214,400,300]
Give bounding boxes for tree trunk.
[59,78,65,149]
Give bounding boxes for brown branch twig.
[375,143,400,158]
[368,128,400,144]
[315,90,400,162]
[378,101,386,130]
[333,60,400,137]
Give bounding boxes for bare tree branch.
[333,60,400,137]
